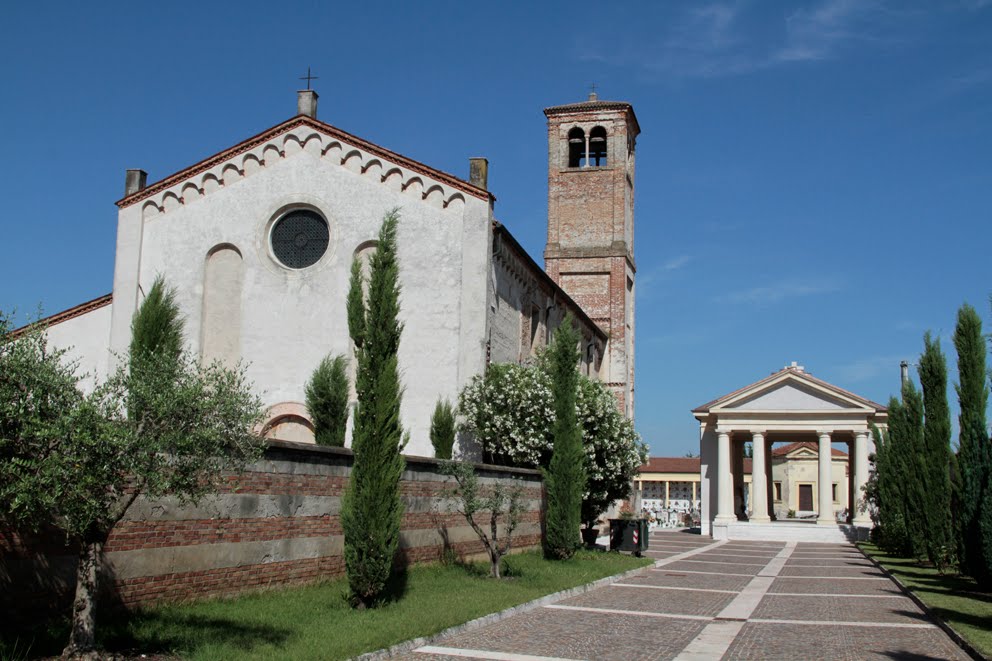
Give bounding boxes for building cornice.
[116,115,493,210]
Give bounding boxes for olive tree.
[0,280,264,657]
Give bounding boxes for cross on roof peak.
[299,66,318,91]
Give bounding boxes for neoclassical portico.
[694,363,887,541]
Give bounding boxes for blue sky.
[1,1,989,456]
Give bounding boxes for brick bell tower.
[544,91,640,418]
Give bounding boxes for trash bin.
[608,518,650,555]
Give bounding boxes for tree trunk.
[490,552,501,579]
[63,537,103,658]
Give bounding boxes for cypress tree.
[542,315,585,560]
[900,379,927,559]
[953,303,991,585]
[305,354,349,447]
[128,276,183,420]
[875,400,909,553]
[918,333,953,570]
[340,210,406,608]
[430,398,456,460]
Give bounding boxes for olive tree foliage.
[459,342,646,535]
[341,210,406,608]
[439,461,524,578]
[305,354,349,447]
[0,280,265,658]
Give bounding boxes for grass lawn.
[11,550,650,660]
[859,543,992,657]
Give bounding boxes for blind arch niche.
[201,244,243,367]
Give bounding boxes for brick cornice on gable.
[116,115,493,214]
[8,293,112,339]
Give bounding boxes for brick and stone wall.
[0,440,543,625]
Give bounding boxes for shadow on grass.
[0,610,294,659]
[879,651,961,661]
[100,610,293,656]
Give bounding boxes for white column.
[714,429,735,523]
[665,481,670,508]
[750,431,770,522]
[817,431,834,525]
[853,430,871,525]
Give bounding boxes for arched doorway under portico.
[693,363,887,542]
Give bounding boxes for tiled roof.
[638,456,754,474]
[8,293,112,339]
[544,100,634,114]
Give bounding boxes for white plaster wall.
[45,304,113,394]
[120,132,491,458]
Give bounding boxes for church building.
[30,89,640,457]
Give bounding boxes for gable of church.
[119,116,489,223]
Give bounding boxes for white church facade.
[27,89,639,458]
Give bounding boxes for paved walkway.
[397,531,969,661]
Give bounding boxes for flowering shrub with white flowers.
[458,361,647,525]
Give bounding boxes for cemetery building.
[635,443,851,525]
[27,89,639,457]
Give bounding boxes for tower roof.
[544,97,640,134]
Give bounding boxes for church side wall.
[44,303,113,394]
[0,441,543,626]
[490,258,526,364]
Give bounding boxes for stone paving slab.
[722,622,970,660]
[786,558,874,566]
[777,565,887,578]
[767,577,905,596]
[752,594,929,624]
[405,606,707,661]
[560,584,735,617]
[631,570,752,591]
[663,560,764,576]
[693,552,779,562]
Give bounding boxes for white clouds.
[663,255,692,271]
[717,278,842,304]
[578,0,904,80]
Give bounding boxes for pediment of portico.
[720,381,863,412]
[693,366,887,422]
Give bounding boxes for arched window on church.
[589,126,608,167]
[568,127,586,168]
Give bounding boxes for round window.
[270,209,329,269]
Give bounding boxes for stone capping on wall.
[264,437,542,479]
